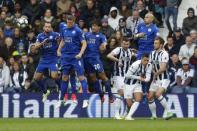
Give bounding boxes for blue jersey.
[137,23,158,51]
[36,31,60,63]
[84,32,107,58]
[60,24,85,58]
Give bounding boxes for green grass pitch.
[0,118,197,131]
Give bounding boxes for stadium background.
[0,0,197,123]
[0,0,197,131]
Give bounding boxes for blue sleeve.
[154,25,159,37]
[77,28,85,43]
[59,22,65,39]
[36,34,42,43]
[101,34,107,44]
[83,32,87,40]
[55,32,60,40]
[137,23,142,34]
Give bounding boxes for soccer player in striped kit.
[148,36,174,120]
[124,53,152,120]
[107,37,136,119]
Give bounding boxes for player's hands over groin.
[75,53,82,59]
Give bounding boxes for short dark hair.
[155,36,165,45]
[141,53,149,58]
[167,35,173,40]
[44,21,52,26]
[122,37,129,42]
[91,20,101,27]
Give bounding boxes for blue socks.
[93,80,102,95]
[70,74,77,94]
[60,80,69,100]
[55,79,61,89]
[104,80,112,97]
[36,79,47,94]
[80,79,88,99]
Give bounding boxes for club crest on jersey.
[72,30,76,34]
[148,28,152,32]
[49,35,53,39]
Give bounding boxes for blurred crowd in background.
[0,0,197,94]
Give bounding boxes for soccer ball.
[16,16,28,29]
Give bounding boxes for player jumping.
[56,14,88,108]
[84,20,114,103]
[33,22,60,102]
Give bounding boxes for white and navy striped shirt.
[124,60,152,85]
[149,49,169,80]
[112,47,136,77]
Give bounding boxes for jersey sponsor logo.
[87,38,96,44]
[148,28,152,32]
[64,37,73,43]
[43,42,52,48]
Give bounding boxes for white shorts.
[149,79,170,92]
[123,84,142,99]
[112,76,125,93]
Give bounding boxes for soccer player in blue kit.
[56,14,89,108]
[134,13,158,100]
[84,20,114,103]
[135,13,158,59]
[33,22,60,102]
[59,21,78,103]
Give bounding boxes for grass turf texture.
[0,118,197,131]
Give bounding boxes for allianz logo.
[87,94,125,118]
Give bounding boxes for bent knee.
[62,75,69,81]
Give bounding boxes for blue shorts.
[84,57,104,74]
[36,61,58,73]
[61,57,84,76]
